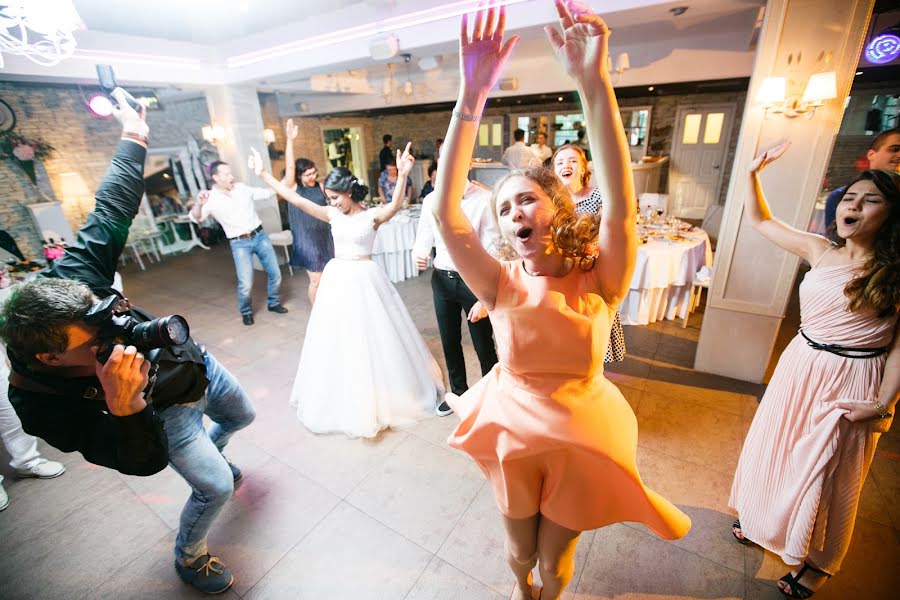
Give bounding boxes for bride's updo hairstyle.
[489,167,601,267]
[324,167,370,203]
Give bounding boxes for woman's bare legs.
[536,516,581,600]
[502,514,540,600]
[307,271,322,304]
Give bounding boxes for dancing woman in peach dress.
[433,3,690,599]
[730,144,899,598]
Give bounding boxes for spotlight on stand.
[87,94,114,118]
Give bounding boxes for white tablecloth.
[619,229,712,326]
[373,209,420,283]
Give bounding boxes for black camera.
[96,64,143,112]
[84,295,190,364]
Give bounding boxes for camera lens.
[131,315,190,349]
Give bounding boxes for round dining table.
[619,228,712,326]
[373,207,421,283]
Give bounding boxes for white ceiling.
[1,0,766,114]
[72,0,362,44]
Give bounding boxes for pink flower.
[12,144,35,161]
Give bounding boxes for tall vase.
[17,159,36,184]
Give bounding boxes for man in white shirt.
[413,178,499,416]
[501,129,541,169]
[530,131,553,164]
[191,161,287,326]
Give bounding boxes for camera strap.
[9,371,102,401]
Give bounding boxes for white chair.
[683,266,713,328]
[268,230,294,276]
[253,194,294,276]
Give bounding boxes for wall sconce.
[59,171,92,222]
[263,128,283,160]
[263,128,276,144]
[607,52,630,83]
[756,71,837,119]
[201,124,225,145]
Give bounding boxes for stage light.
[88,94,114,117]
[866,33,900,65]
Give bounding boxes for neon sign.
[866,33,900,65]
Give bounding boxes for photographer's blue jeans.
[229,231,282,316]
[160,351,256,565]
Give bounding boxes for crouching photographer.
[0,89,254,595]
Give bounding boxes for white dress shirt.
[530,143,553,163]
[502,141,542,169]
[192,183,273,239]
[413,182,500,272]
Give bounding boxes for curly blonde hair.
[489,167,600,267]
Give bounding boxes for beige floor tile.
[405,557,507,600]
[868,452,900,532]
[0,450,126,545]
[207,457,341,596]
[83,536,243,600]
[347,435,484,553]
[244,501,432,600]
[636,391,745,476]
[574,523,744,599]
[265,423,411,498]
[437,484,517,597]
[634,446,744,574]
[0,485,171,600]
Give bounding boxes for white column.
[204,85,271,182]
[694,0,874,382]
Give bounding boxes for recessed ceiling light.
[558,96,564,101]
[855,71,863,75]
[648,86,654,91]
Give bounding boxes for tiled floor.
[1,245,897,600]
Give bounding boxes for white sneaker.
[16,458,66,479]
[0,482,8,511]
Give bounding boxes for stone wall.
[0,82,209,261]
[272,89,749,208]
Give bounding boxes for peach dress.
[447,261,691,538]
[730,258,897,572]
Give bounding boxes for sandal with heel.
[778,562,831,598]
[731,519,751,545]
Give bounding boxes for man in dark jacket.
[0,90,253,595]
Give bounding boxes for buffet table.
[619,228,712,326]
[373,208,420,283]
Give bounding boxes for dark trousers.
[432,268,499,395]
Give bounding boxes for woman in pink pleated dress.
[730,143,899,599]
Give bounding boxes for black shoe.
[225,458,242,483]
[174,554,234,594]
[267,304,288,314]
[242,314,254,326]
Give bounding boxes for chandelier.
[0,0,85,68]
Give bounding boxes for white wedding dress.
[289,206,445,438]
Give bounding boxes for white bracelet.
[453,110,481,122]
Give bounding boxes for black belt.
[229,225,263,241]
[436,268,462,279]
[800,330,888,359]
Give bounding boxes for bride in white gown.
[249,144,445,438]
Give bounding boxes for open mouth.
[559,169,573,178]
[842,217,859,226]
[515,227,533,241]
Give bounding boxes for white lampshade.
[59,171,90,198]
[615,52,630,73]
[801,71,837,103]
[756,76,786,105]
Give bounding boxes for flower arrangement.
[0,131,55,184]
